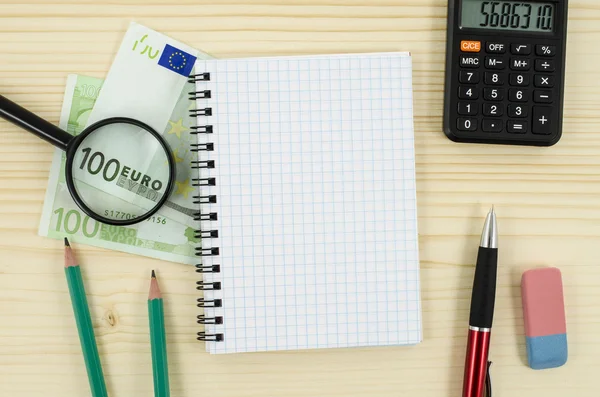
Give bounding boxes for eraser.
[521,267,568,370]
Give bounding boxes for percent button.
[536,45,556,57]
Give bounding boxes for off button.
[461,40,481,53]
[486,42,506,54]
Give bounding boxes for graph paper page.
[194,53,421,354]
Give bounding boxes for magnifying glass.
[0,94,175,226]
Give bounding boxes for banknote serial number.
[104,210,138,220]
[147,216,167,224]
[103,211,167,224]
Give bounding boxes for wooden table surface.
[1,0,598,396]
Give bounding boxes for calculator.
[443,0,569,146]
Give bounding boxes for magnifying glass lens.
[70,122,172,223]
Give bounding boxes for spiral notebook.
[190,52,421,354]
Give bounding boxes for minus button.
[534,90,553,103]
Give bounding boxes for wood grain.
[0,0,598,396]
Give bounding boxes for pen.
[463,207,498,397]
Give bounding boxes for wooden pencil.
[148,270,170,397]
[64,238,108,397]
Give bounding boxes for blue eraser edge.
[526,334,568,370]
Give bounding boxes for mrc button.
[460,55,480,68]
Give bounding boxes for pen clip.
[485,361,493,397]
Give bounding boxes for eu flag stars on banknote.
[158,45,197,77]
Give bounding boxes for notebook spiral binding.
[189,72,224,343]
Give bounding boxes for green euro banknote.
[38,74,200,264]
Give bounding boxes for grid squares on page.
[194,53,420,354]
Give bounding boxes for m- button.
[486,42,506,54]
[485,56,505,69]
[461,40,481,52]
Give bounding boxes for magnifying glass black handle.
[0,94,72,151]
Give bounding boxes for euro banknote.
[38,74,201,264]
[38,23,215,263]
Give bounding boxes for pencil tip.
[64,238,77,267]
[149,270,161,299]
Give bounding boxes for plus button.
[533,107,552,135]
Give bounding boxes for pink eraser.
[521,267,567,369]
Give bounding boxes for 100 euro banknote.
[38,75,200,264]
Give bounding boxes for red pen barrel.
[462,328,491,397]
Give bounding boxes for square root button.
[511,44,532,55]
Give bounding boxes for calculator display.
[461,1,555,32]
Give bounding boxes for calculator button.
[533,107,552,135]
[461,55,481,68]
[486,42,506,54]
[459,86,479,99]
[535,59,555,72]
[510,58,532,71]
[508,104,528,118]
[458,102,478,116]
[507,120,528,134]
[509,88,529,102]
[482,119,503,133]
[509,73,530,87]
[536,45,556,57]
[511,44,532,55]
[459,70,480,84]
[534,75,555,88]
[534,90,553,103]
[484,72,505,85]
[485,56,506,69]
[461,40,481,52]
[483,103,503,117]
[484,88,504,101]
[457,118,477,132]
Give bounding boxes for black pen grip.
[469,247,498,329]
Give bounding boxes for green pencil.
[64,238,108,397]
[148,270,170,397]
